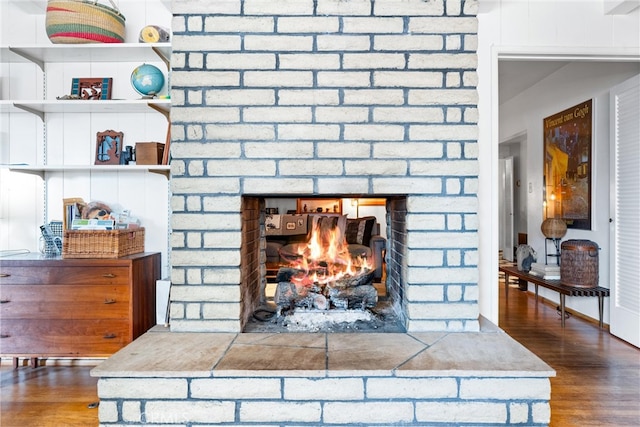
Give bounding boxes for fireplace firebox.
[241,196,407,332]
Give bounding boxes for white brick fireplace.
[91,1,555,425]
[168,0,480,333]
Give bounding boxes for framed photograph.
[543,99,592,230]
[297,198,342,214]
[95,130,123,165]
[71,77,113,100]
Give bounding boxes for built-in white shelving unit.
[2,43,171,70]
[0,0,172,272]
[1,42,171,176]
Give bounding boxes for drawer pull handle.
[0,334,10,339]
[0,273,9,277]
[104,298,116,304]
[102,273,116,278]
[0,299,9,304]
[103,333,117,339]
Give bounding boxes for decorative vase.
[541,218,567,239]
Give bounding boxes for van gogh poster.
[543,99,592,230]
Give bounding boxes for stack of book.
[71,218,116,230]
[529,262,561,280]
[71,218,140,230]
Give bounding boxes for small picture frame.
[71,77,113,100]
[95,130,123,165]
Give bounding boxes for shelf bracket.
[9,47,45,71]
[13,103,44,121]
[147,102,170,121]
[9,168,44,179]
[149,168,170,179]
[152,46,171,71]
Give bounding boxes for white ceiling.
[498,61,570,104]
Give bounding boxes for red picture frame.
[95,130,123,165]
[71,77,113,100]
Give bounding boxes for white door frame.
[499,157,515,261]
[609,74,640,348]
[482,46,640,324]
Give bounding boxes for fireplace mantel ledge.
[90,322,554,380]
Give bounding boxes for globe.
[130,63,165,97]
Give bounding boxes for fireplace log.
[274,266,377,315]
[334,269,375,289]
[327,284,378,309]
[276,267,305,283]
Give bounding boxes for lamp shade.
[541,218,567,239]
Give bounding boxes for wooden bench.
[499,264,610,328]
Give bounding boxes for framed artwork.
[71,77,113,100]
[297,198,342,214]
[95,130,123,165]
[543,99,592,230]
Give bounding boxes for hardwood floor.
[499,274,640,427]
[1,278,638,427]
[0,362,99,427]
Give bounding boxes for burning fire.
[284,217,373,288]
[274,216,379,314]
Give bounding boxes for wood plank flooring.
[499,272,640,427]
[0,362,99,427]
[1,276,639,427]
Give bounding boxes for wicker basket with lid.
[560,239,599,288]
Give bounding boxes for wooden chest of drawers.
[0,252,160,358]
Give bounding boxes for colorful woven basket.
[46,0,126,44]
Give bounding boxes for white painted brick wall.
[170,0,481,334]
[284,378,364,400]
[533,401,552,424]
[205,53,276,69]
[98,378,188,399]
[461,378,551,400]
[374,35,444,51]
[203,16,274,33]
[98,400,118,423]
[173,0,240,15]
[244,0,314,16]
[343,88,404,104]
[316,0,372,16]
[510,402,531,424]
[324,402,415,424]
[145,400,235,424]
[121,401,141,423]
[98,372,550,426]
[367,377,458,398]
[415,401,507,423]
[244,70,314,86]
[171,285,240,302]
[317,35,371,51]
[191,378,281,399]
[315,107,369,123]
[239,401,322,422]
[278,17,340,33]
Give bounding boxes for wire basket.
[45,0,126,44]
[40,221,64,257]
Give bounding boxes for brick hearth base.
[91,321,554,426]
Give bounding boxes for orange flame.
[287,218,373,286]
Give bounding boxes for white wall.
[0,1,172,277]
[477,0,640,323]
[501,62,639,320]
[499,138,527,239]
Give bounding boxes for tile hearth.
[91,322,554,426]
